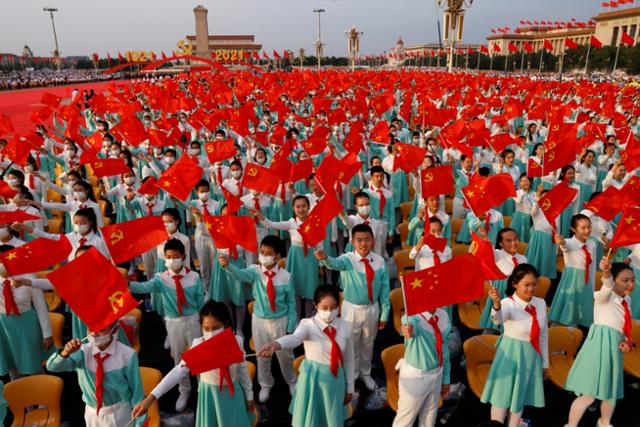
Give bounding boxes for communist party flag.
[471,232,508,280]
[0,210,40,223]
[47,248,139,332]
[620,147,640,172]
[0,235,72,276]
[421,165,454,198]
[543,139,576,174]
[394,143,427,172]
[100,216,169,265]
[204,139,236,163]
[401,254,484,315]
[299,191,343,246]
[462,173,516,217]
[0,137,31,166]
[204,215,258,256]
[89,158,131,178]
[583,186,623,222]
[527,158,543,178]
[610,207,640,248]
[538,181,578,226]
[182,328,244,375]
[155,154,203,201]
[241,163,279,195]
[0,181,17,198]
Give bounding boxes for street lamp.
[313,8,325,70]
[345,26,363,72]
[43,7,61,70]
[436,0,474,72]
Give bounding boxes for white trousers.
[374,223,388,257]
[84,401,131,427]
[252,314,296,388]
[392,360,442,427]
[194,234,215,289]
[341,300,380,377]
[166,313,202,393]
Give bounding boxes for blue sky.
[0,0,619,57]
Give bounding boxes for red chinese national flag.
[90,158,131,178]
[148,128,179,147]
[401,254,485,315]
[492,43,501,53]
[462,173,516,217]
[156,154,203,201]
[299,191,343,246]
[508,42,519,53]
[370,93,395,116]
[524,42,534,53]
[221,187,242,215]
[182,328,244,375]
[273,50,281,60]
[471,232,508,280]
[1,137,31,166]
[369,121,390,144]
[422,233,448,252]
[538,181,578,225]
[205,215,258,254]
[620,31,635,47]
[241,163,279,195]
[583,186,623,222]
[100,216,169,265]
[47,248,139,333]
[565,38,579,49]
[610,207,640,248]
[41,92,62,109]
[590,35,603,48]
[0,181,17,198]
[543,40,553,51]
[137,176,159,196]
[394,143,427,172]
[0,236,72,276]
[204,139,236,163]
[480,45,489,54]
[421,165,454,198]
[620,176,640,205]
[114,117,148,146]
[289,158,314,183]
[0,210,40,224]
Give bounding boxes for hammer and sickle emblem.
[108,291,125,314]
[424,172,434,183]
[588,205,598,213]
[110,229,125,245]
[206,145,214,153]
[541,199,552,211]
[552,124,560,132]
[175,39,194,56]
[470,241,478,255]
[93,161,103,169]
[247,168,258,177]
[621,152,628,161]
[547,141,556,150]
[548,153,555,162]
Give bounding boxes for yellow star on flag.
[410,278,423,290]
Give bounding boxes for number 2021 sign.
[212,49,246,61]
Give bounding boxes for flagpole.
[399,275,409,326]
[489,53,493,71]
[477,50,481,70]
[584,42,592,75]
[613,44,621,72]
[558,40,566,81]
[539,40,545,74]
[504,51,508,71]
[520,49,525,73]
[465,49,469,70]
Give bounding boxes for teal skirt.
[577,182,593,209]
[196,380,253,427]
[480,336,545,413]
[210,255,249,306]
[456,216,471,244]
[497,198,515,217]
[548,267,594,327]
[287,245,320,300]
[390,171,408,209]
[290,359,349,427]
[272,199,293,241]
[524,230,557,280]
[631,266,640,319]
[589,236,604,272]
[480,279,508,330]
[510,211,532,243]
[564,324,625,404]
[0,310,48,375]
[559,206,574,238]
[595,170,608,192]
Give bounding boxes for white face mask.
[24,165,34,173]
[316,308,339,323]
[74,223,90,235]
[202,328,223,340]
[258,254,276,267]
[110,150,121,158]
[73,191,86,200]
[165,258,183,271]
[164,157,175,166]
[164,222,177,233]
[89,325,117,346]
[6,179,18,187]
[0,228,10,239]
[357,205,371,216]
[188,148,200,156]
[124,177,135,185]
[230,170,242,179]
[198,192,210,201]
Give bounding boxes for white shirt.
[580,209,614,243]
[409,243,452,271]
[514,189,535,214]
[0,278,51,338]
[263,217,323,249]
[495,250,527,277]
[594,276,631,334]
[560,237,596,283]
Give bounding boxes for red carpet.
[0,80,117,135]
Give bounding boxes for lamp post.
[298,47,305,70]
[345,26,363,72]
[313,8,325,70]
[43,7,61,70]
[436,0,474,72]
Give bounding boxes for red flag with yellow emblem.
[610,207,640,248]
[471,232,508,280]
[583,186,623,222]
[0,137,31,166]
[462,173,516,217]
[421,165,454,198]
[298,191,343,246]
[204,139,236,163]
[100,216,169,264]
[0,235,72,276]
[155,154,203,201]
[241,163,279,195]
[89,158,131,178]
[537,181,578,226]
[47,247,139,332]
[204,215,257,256]
[401,254,484,315]
[394,143,427,172]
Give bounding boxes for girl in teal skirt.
[525,186,559,280]
[564,259,635,427]
[482,264,548,427]
[258,284,354,427]
[549,214,596,327]
[576,150,597,208]
[131,301,255,427]
[511,175,535,243]
[624,244,640,318]
[557,166,581,238]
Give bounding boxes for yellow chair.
[444,197,453,215]
[389,288,405,334]
[450,218,464,240]
[623,320,640,380]
[534,276,551,300]
[408,185,416,201]
[381,344,404,412]
[547,326,584,389]
[103,217,112,227]
[463,335,499,399]
[451,243,469,258]
[556,255,565,274]
[398,221,409,249]
[517,241,528,255]
[47,218,63,234]
[595,271,604,292]
[400,202,413,222]
[457,282,490,331]
[248,301,255,351]
[43,290,62,312]
[98,200,108,217]
[49,312,65,349]
[278,258,287,269]
[393,250,414,278]
[4,374,63,427]
[139,367,162,427]
[503,216,512,228]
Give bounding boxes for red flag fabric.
[527,158,543,178]
[156,154,203,201]
[543,139,576,174]
[182,328,244,375]
[272,50,281,59]
[299,191,343,246]
[204,139,236,163]
[462,174,516,217]
[221,186,243,215]
[100,216,169,264]
[370,93,395,116]
[480,45,489,54]
[524,42,534,53]
[401,254,485,315]
[620,147,640,172]
[89,158,131,178]
[41,92,62,109]
[565,38,579,49]
[421,165,454,198]
[583,186,623,222]
[543,40,553,51]
[422,233,448,253]
[471,232,508,280]
[508,42,519,53]
[113,118,147,146]
[1,137,31,166]
[620,176,640,206]
[369,121,390,144]
[137,176,160,196]
[394,143,427,172]
[538,181,578,226]
[620,31,635,47]
[204,215,258,254]
[289,158,314,183]
[241,163,279,195]
[0,114,14,134]
[0,181,18,199]
[610,207,640,248]
[0,210,40,224]
[47,248,139,333]
[590,35,603,48]
[0,236,72,276]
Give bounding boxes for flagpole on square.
[584,41,592,74]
